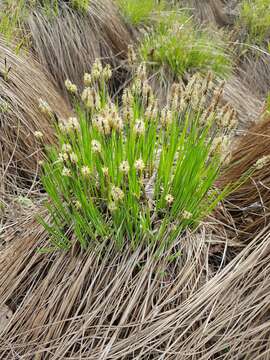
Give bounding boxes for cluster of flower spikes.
[37,58,239,235]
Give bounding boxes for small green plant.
[39,59,236,254]
[139,12,232,78]
[240,0,270,44]
[115,0,165,25]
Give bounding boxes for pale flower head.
[103,64,112,81]
[69,152,78,164]
[81,165,91,177]
[134,119,145,135]
[83,72,92,86]
[67,117,80,131]
[34,131,44,139]
[62,167,71,177]
[119,160,130,174]
[38,98,52,116]
[58,152,69,162]
[82,87,94,108]
[62,143,72,153]
[111,186,124,202]
[165,194,174,205]
[91,139,102,153]
[134,158,145,172]
[102,167,109,177]
[65,79,78,94]
[91,59,103,80]
[255,155,270,170]
[182,210,192,220]
[74,200,82,210]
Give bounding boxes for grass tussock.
[1,208,270,358]
[240,0,270,45]
[219,116,270,240]
[0,38,70,190]
[0,0,135,98]
[115,0,165,25]
[38,60,237,253]
[139,12,232,79]
[174,0,231,27]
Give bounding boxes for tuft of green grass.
[240,0,270,45]
[39,60,236,254]
[115,0,165,25]
[139,12,232,78]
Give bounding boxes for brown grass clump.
[222,73,263,128]
[238,51,270,99]
[0,38,70,191]
[25,0,135,98]
[177,0,231,27]
[219,116,270,240]
[1,207,270,358]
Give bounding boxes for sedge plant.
[140,12,232,78]
[115,0,165,25]
[38,58,237,254]
[240,0,270,45]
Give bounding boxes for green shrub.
[115,0,165,25]
[139,12,232,78]
[240,0,270,44]
[39,60,235,254]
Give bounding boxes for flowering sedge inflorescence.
[40,59,236,253]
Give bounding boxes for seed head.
[58,152,69,162]
[34,131,44,139]
[119,160,130,174]
[127,44,137,66]
[102,167,109,177]
[62,167,71,177]
[74,200,82,210]
[134,119,145,135]
[67,117,80,131]
[111,186,124,202]
[182,210,192,220]
[91,140,102,153]
[69,152,78,164]
[84,73,92,86]
[135,158,145,171]
[110,114,123,132]
[81,166,91,177]
[160,107,173,127]
[65,79,78,94]
[38,98,52,116]
[255,155,270,170]
[137,63,147,81]
[91,59,103,81]
[103,64,112,81]
[165,194,174,205]
[82,87,94,108]
[62,143,72,153]
[93,115,111,135]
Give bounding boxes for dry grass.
[222,73,263,128]
[1,206,270,358]
[0,38,70,192]
[219,116,270,241]
[24,0,135,98]
[238,50,270,99]
[174,0,232,27]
